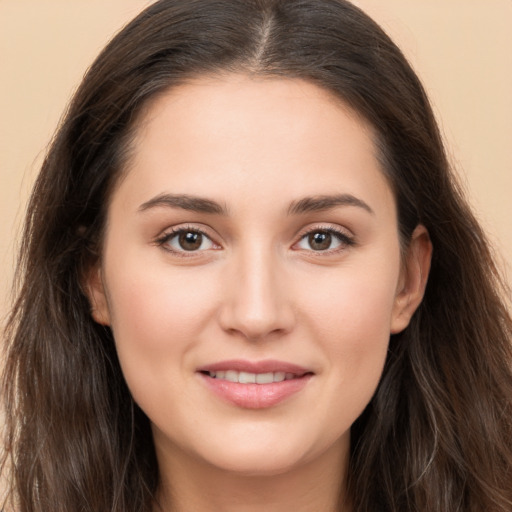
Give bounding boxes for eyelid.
[292,224,356,253]
[153,222,354,256]
[154,224,222,255]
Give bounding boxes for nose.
[218,246,296,341]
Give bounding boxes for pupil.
[179,231,202,251]
[309,231,331,250]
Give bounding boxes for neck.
[154,442,351,512]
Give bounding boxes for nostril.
[217,263,296,340]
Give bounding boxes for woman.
[2,0,511,511]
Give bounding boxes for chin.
[193,427,337,478]
[203,448,306,477]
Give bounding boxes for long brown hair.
[2,1,511,510]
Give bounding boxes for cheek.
[103,258,219,401]
[305,260,399,340]
[301,259,400,406]
[107,246,220,328]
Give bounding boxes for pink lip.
[197,359,313,409]
[197,359,310,375]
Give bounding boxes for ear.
[83,264,111,326]
[390,224,432,334]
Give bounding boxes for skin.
[87,75,432,512]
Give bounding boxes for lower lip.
[199,373,312,409]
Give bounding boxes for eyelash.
[294,226,355,253]
[155,225,218,257]
[155,225,355,256]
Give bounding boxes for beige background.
[1,0,511,326]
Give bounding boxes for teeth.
[238,371,256,384]
[225,370,238,382]
[273,372,285,382]
[207,370,298,383]
[256,372,274,384]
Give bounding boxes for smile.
[206,370,298,384]
[198,360,313,409]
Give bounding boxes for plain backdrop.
[1,0,511,326]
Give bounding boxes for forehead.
[114,74,394,217]
[134,74,374,153]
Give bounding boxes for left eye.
[296,229,351,251]
[162,229,216,252]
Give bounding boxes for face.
[88,75,430,479]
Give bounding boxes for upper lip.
[197,359,312,376]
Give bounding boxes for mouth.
[197,360,314,409]
[201,370,306,384]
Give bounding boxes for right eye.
[157,227,219,253]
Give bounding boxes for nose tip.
[218,255,295,341]
[221,303,292,341]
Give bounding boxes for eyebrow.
[287,194,374,216]
[138,193,228,215]
[138,192,373,217]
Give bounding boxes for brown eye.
[178,231,203,251]
[161,229,216,253]
[295,228,353,253]
[308,231,332,251]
